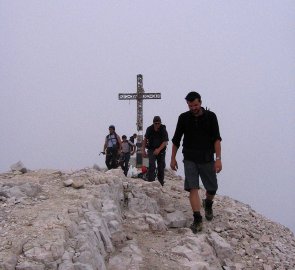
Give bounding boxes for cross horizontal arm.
[118,93,161,100]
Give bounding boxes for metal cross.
[118,74,161,167]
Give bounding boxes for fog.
[1,1,294,233]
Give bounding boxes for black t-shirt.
[144,124,169,152]
[171,108,222,163]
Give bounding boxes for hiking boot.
[190,219,203,234]
[203,199,213,221]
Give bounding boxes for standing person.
[129,133,137,144]
[170,92,222,233]
[129,133,137,155]
[120,135,135,176]
[103,125,122,170]
[142,116,169,186]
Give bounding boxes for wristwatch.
[215,157,221,160]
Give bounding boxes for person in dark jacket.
[142,116,169,186]
[103,125,122,170]
[129,133,137,144]
[170,92,222,233]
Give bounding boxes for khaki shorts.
[183,160,218,193]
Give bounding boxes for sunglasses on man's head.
[154,122,161,125]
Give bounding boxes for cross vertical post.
[118,74,161,167]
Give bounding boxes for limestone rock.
[165,210,187,228]
[10,161,27,173]
[71,179,84,189]
[0,167,294,270]
[63,179,73,186]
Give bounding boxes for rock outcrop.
[0,167,294,270]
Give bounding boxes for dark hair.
[109,125,115,130]
[153,116,161,123]
[185,92,201,102]
[122,135,127,139]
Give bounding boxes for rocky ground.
[0,163,294,270]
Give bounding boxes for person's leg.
[147,150,156,181]
[206,192,215,200]
[199,161,218,194]
[105,148,112,169]
[184,160,202,232]
[202,195,214,221]
[189,188,203,233]
[124,153,130,176]
[111,149,118,169]
[199,162,218,221]
[189,188,201,212]
[120,153,125,173]
[156,152,166,186]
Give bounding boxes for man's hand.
[170,158,178,171]
[153,148,161,156]
[214,160,222,173]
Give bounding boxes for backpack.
[106,133,120,149]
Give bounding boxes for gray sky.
[1,1,294,232]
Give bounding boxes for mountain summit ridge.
[0,166,294,270]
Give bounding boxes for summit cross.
[118,74,161,166]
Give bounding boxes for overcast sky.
[1,1,294,232]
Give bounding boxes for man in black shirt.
[170,92,222,233]
[142,116,169,186]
